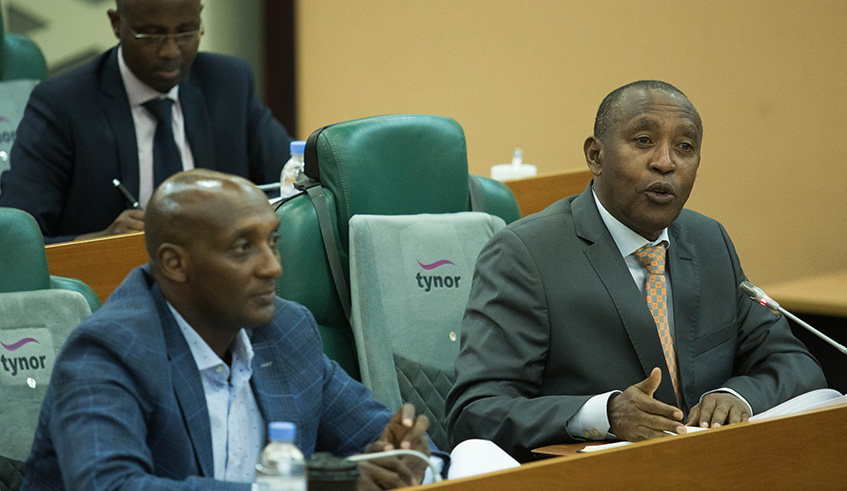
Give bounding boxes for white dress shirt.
[117,46,195,208]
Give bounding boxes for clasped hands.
[357,403,431,490]
[608,367,750,442]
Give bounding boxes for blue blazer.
[22,267,393,490]
[447,183,826,461]
[0,48,292,243]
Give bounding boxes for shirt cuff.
[565,390,620,440]
[422,455,445,484]
[699,387,754,416]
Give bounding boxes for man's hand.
[687,392,749,428]
[608,367,685,441]
[76,209,144,240]
[357,403,430,490]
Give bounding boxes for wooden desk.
[502,168,593,217]
[45,232,148,304]
[423,404,847,490]
[763,269,847,317]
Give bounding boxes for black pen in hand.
[113,179,143,210]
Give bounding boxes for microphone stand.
[777,306,847,356]
[740,280,847,356]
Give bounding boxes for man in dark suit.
[22,170,433,490]
[0,0,292,243]
[446,80,826,462]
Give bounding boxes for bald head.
[144,169,282,351]
[144,169,270,265]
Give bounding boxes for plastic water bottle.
[280,140,306,199]
[255,422,306,491]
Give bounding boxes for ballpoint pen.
[113,178,143,210]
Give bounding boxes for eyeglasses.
[125,22,203,47]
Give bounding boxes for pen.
[113,178,143,210]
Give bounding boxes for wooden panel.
[45,232,148,304]
[502,168,593,217]
[421,404,847,490]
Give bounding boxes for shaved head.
[144,169,268,268]
[144,169,282,349]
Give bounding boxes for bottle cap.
[268,421,297,442]
[290,140,307,155]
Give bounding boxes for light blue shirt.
[168,303,264,482]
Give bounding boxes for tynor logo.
[0,328,54,386]
[1,337,46,376]
[415,259,461,293]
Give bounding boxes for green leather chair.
[275,114,520,379]
[0,3,48,81]
[0,207,100,312]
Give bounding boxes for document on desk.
[447,439,520,479]
[578,388,845,453]
[749,388,845,421]
[577,426,709,453]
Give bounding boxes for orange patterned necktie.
[634,244,682,407]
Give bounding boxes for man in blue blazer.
[23,170,433,490]
[0,0,292,243]
[446,80,826,462]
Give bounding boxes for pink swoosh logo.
[417,259,455,270]
[1,338,39,351]
[0,117,8,122]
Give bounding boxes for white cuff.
[565,390,620,440]
[422,455,444,484]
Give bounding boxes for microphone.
[739,281,847,356]
[738,281,780,310]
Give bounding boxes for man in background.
[446,80,826,462]
[23,169,434,490]
[0,0,292,243]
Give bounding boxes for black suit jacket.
[446,183,826,461]
[0,47,292,242]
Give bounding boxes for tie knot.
[634,244,666,275]
[143,98,175,126]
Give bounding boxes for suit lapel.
[668,222,699,410]
[573,184,678,406]
[152,287,215,478]
[248,326,303,448]
[98,48,141,197]
[179,75,216,171]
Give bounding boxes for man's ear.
[584,136,603,177]
[157,243,189,283]
[107,10,121,39]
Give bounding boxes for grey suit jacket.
[0,47,292,243]
[446,184,826,461]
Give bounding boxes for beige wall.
[297,0,847,285]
